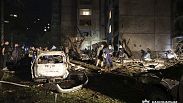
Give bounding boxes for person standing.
[96,44,104,67]
[0,42,4,69]
[140,49,151,61]
[65,46,70,63]
[108,45,114,57]
[118,45,128,63]
[11,43,20,64]
[32,47,37,62]
[103,45,113,69]
[2,41,11,70]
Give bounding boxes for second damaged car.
[31,51,88,93]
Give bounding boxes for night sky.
[23,0,52,22]
[4,0,52,31]
[4,0,52,43]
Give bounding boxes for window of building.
[109,25,112,33]
[80,0,91,5]
[109,10,112,19]
[79,19,91,26]
[80,9,92,15]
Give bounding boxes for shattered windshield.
[38,55,64,64]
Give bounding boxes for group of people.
[1,40,179,71]
[0,41,22,70]
[28,46,50,62]
[96,44,113,68]
[0,40,59,70]
[95,42,133,69]
[140,48,179,61]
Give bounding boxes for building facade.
[77,0,105,49]
[51,0,173,52]
[118,0,172,52]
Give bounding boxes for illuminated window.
[109,25,111,33]
[80,9,92,15]
[109,10,112,19]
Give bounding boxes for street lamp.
[10,14,18,18]
[44,28,47,32]
[34,18,40,23]
[26,27,30,30]
[4,20,10,23]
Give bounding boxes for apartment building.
[51,0,173,51]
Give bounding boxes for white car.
[31,51,88,93]
[31,51,69,82]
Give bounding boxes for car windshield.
[38,55,64,64]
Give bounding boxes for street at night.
[0,0,183,103]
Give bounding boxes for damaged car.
[31,51,88,93]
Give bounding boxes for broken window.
[38,55,64,64]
